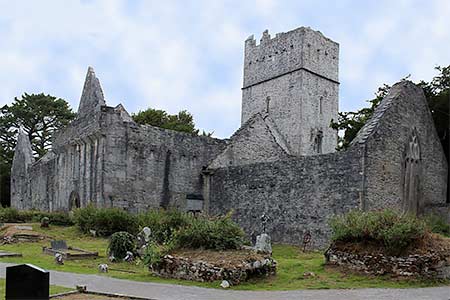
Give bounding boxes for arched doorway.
[402,129,421,215]
[69,191,81,211]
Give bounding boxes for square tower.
[241,27,339,156]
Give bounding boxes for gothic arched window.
[402,129,421,215]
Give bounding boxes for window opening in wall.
[265,96,271,114]
[319,96,323,115]
[69,191,80,211]
[402,130,421,215]
[313,130,323,154]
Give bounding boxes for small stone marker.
[98,263,108,273]
[220,280,230,288]
[6,264,49,300]
[255,233,272,254]
[51,240,68,250]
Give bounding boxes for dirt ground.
[171,248,267,268]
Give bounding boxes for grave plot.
[151,248,276,285]
[0,223,48,244]
[42,240,99,260]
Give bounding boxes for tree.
[330,84,389,150]
[0,93,76,206]
[132,108,205,135]
[331,66,449,160]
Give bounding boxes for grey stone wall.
[101,109,226,212]
[241,27,339,156]
[353,81,448,214]
[208,149,362,248]
[208,113,291,168]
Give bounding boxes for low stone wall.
[151,254,277,285]
[325,248,450,279]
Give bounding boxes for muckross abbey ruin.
[11,27,448,247]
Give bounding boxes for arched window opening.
[402,130,421,215]
[69,191,81,211]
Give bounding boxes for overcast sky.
[1,0,449,138]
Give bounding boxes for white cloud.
[0,0,449,138]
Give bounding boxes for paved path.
[0,263,449,300]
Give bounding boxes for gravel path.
[0,262,449,300]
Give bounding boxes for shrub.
[73,204,96,233]
[138,209,193,244]
[108,231,136,259]
[0,208,73,225]
[173,213,246,250]
[330,209,426,255]
[424,214,450,237]
[30,211,73,226]
[73,205,139,236]
[142,241,175,268]
[0,207,22,223]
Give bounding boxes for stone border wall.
[325,248,450,279]
[151,254,277,285]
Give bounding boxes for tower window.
[319,96,323,115]
[313,130,323,154]
[266,96,271,114]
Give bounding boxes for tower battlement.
[243,27,339,89]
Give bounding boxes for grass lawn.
[0,278,72,299]
[0,224,448,291]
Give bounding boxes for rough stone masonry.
[11,26,448,248]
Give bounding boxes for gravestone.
[51,240,68,250]
[6,264,49,300]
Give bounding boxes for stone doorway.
[69,191,81,211]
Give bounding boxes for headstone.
[6,264,49,300]
[255,233,272,254]
[51,240,68,250]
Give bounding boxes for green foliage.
[0,93,75,207]
[173,213,246,250]
[330,84,390,150]
[132,108,211,135]
[0,93,75,163]
[331,66,449,155]
[330,209,426,255]
[424,214,450,237]
[108,231,136,259]
[138,209,246,251]
[138,209,193,244]
[0,207,73,225]
[73,205,139,236]
[0,207,22,223]
[142,241,176,268]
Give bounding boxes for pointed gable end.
[77,67,106,118]
[208,113,291,169]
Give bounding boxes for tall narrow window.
[402,130,421,215]
[265,96,271,114]
[313,130,323,154]
[319,96,323,115]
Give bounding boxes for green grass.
[0,224,448,291]
[0,278,72,299]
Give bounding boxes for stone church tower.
[241,27,339,155]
